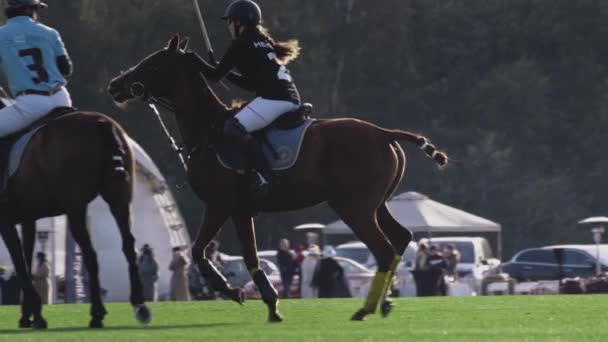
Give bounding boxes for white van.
[419,236,500,294]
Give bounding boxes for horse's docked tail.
[388,129,448,168]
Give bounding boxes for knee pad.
[223,117,249,141]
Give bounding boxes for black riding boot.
[242,136,273,198]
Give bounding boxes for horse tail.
[387,129,448,168]
[98,119,132,181]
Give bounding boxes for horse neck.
[171,73,227,152]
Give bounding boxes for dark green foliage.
[2,0,606,257]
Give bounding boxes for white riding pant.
[235,97,299,132]
[0,88,72,137]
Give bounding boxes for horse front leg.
[192,206,244,304]
[0,223,46,329]
[108,203,151,325]
[232,213,282,323]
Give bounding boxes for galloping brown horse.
[0,102,151,328]
[108,35,447,322]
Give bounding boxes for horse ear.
[179,36,190,52]
[167,34,180,51]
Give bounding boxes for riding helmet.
[3,0,47,9]
[222,0,262,25]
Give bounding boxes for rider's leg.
[227,97,299,190]
[0,89,72,196]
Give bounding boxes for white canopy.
[325,191,501,235]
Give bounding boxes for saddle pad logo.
[276,146,293,162]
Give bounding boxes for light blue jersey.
[0,16,68,97]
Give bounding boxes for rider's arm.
[56,55,72,77]
[190,49,255,91]
[192,40,243,82]
[52,30,73,77]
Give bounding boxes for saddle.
[0,106,77,190]
[216,103,315,173]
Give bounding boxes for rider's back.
[0,16,67,96]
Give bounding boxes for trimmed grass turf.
[0,295,606,341]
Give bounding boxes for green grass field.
[0,296,606,341]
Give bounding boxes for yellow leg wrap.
[381,256,403,298]
[363,271,389,313]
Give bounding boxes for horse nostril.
[130,82,145,98]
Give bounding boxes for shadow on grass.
[0,322,237,334]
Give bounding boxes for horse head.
[108,34,192,105]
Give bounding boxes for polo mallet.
[192,0,216,64]
[192,0,230,91]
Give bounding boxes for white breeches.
[235,97,299,132]
[0,88,72,137]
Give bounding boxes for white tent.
[0,139,190,303]
[324,191,502,256]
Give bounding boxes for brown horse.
[108,35,447,322]
[0,104,151,328]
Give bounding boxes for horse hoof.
[89,318,104,329]
[18,318,32,328]
[31,319,47,330]
[351,308,370,321]
[228,288,245,305]
[134,304,152,325]
[268,311,283,323]
[380,300,394,317]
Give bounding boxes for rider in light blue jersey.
[0,0,73,137]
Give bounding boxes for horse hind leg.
[67,208,108,328]
[375,141,412,317]
[19,220,37,327]
[0,223,47,329]
[376,203,413,317]
[104,197,151,325]
[329,200,396,321]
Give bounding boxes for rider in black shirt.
[193,0,301,197]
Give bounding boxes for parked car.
[335,241,418,270]
[419,237,500,293]
[242,256,386,298]
[222,255,297,295]
[500,245,608,282]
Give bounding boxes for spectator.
[169,246,191,301]
[300,244,321,298]
[0,265,6,304]
[426,244,448,295]
[294,243,306,267]
[415,243,429,271]
[1,271,19,305]
[312,246,351,298]
[205,240,224,271]
[32,252,52,304]
[138,244,159,302]
[187,262,206,300]
[204,240,224,298]
[444,244,461,280]
[276,238,296,298]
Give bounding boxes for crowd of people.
[413,243,461,296]
[0,236,355,304]
[276,238,351,299]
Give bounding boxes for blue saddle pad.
[1,126,43,191]
[216,118,314,172]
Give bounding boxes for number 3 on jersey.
[267,52,292,82]
[19,48,49,84]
